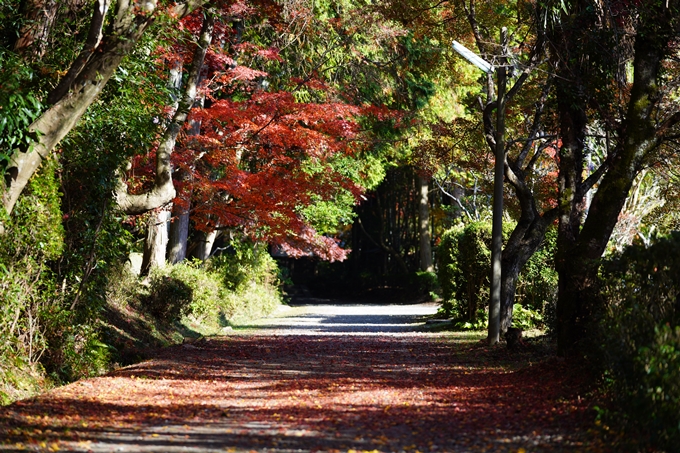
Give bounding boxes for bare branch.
[517,78,552,167]
[433,178,473,220]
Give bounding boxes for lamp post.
[452,28,507,345]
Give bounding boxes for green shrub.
[415,270,439,300]
[600,232,680,450]
[147,261,223,323]
[437,223,463,317]
[220,280,281,324]
[144,240,283,327]
[436,222,490,323]
[210,240,280,292]
[436,221,557,330]
[511,303,543,330]
[515,228,558,331]
[41,309,110,383]
[144,273,194,323]
[0,159,64,392]
[209,239,282,323]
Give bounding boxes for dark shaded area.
[277,166,443,304]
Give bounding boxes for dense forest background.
[1,0,680,449]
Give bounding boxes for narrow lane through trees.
[0,302,607,452]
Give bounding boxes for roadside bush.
[599,232,680,450]
[40,309,110,383]
[220,280,281,324]
[415,270,439,300]
[437,221,557,330]
[144,273,194,323]
[144,240,283,327]
[210,239,280,292]
[515,228,558,331]
[146,261,223,323]
[209,240,282,323]
[436,222,490,323]
[0,159,63,393]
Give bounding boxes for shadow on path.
[0,303,605,452]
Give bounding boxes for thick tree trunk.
[141,209,171,276]
[417,174,433,273]
[552,2,678,355]
[165,59,207,263]
[500,214,554,333]
[194,230,219,261]
[164,59,188,266]
[168,207,190,264]
[1,0,207,219]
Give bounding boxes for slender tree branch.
[47,0,111,104]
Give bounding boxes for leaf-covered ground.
[0,303,610,452]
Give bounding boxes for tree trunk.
[116,11,214,215]
[194,230,219,261]
[141,209,171,276]
[417,174,433,272]
[167,207,190,264]
[500,213,554,332]
[164,58,189,265]
[13,0,60,60]
[552,2,678,355]
[1,0,207,219]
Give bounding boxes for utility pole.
[452,27,507,345]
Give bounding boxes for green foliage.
[209,240,280,293]
[0,50,43,165]
[599,232,680,450]
[511,303,543,330]
[0,159,65,390]
[144,240,283,328]
[515,228,558,330]
[209,241,282,324]
[437,220,557,330]
[415,270,439,300]
[144,273,194,323]
[436,221,490,324]
[437,223,464,312]
[40,308,110,383]
[146,261,222,323]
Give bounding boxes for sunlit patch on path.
[242,301,440,335]
[0,303,606,452]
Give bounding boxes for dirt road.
[0,302,607,452]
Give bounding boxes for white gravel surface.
[245,298,440,335]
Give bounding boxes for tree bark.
[46,0,112,105]
[168,204,190,264]
[417,174,433,273]
[500,210,556,332]
[141,209,171,276]
[552,1,679,355]
[13,0,60,60]
[194,229,219,261]
[1,0,207,219]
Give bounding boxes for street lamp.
[452,30,507,345]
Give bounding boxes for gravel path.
[244,299,440,334]
[0,301,606,452]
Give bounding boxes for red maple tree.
[125,4,393,261]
